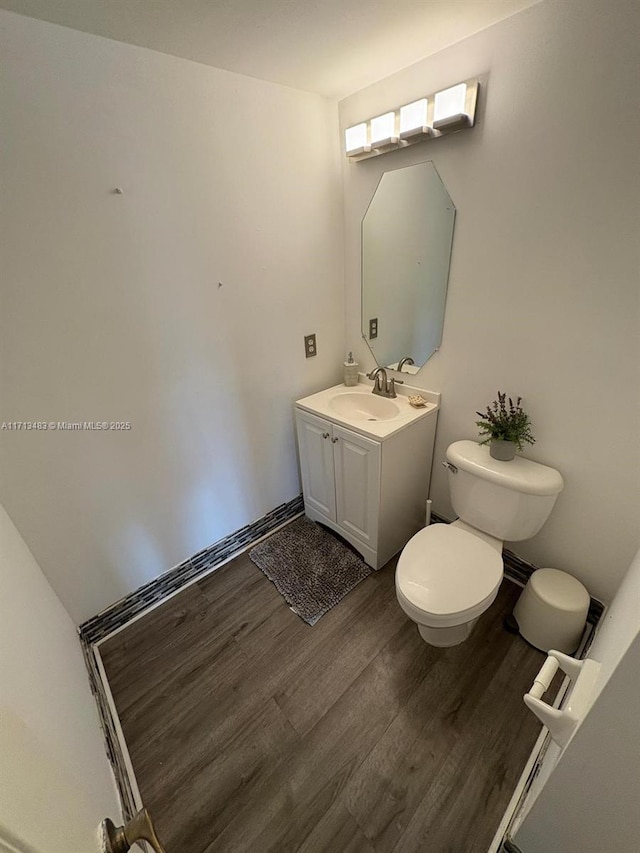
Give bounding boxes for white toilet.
[396,440,564,647]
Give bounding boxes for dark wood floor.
[100,541,548,853]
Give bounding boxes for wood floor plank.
[273,568,407,735]
[149,697,299,853]
[235,563,385,660]
[342,648,463,850]
[196,554,260,602]
[99,584,212,716]
[228,567,394,726]
[121,630,249,782]
[388,692,538,853]
[343,584,540,852]
[196,553,285,641]
[387,607,546,853]
[100,534,550,853]
[203,621,441,853]
[296,800,377,853]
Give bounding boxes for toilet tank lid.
[446,440,564,496]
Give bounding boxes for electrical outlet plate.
[369,318,378,339]
[304,334,317,358]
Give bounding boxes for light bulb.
[370,112,396,145]
[400,99,428,134]
[345,123,368,154]
[433,83,467,123]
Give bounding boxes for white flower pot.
[490,440,516,461]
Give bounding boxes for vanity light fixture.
[344,77,479,161]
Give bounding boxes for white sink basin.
[328,392,400,422]
[297,382,439,441]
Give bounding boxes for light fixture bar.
[344,78,479,161]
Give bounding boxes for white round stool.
[513,568,590,654]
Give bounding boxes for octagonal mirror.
[361,161,456,372]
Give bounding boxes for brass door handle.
[102,807,167,853]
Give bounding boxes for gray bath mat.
[249,516,372,625]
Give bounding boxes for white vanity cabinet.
[296,411,381,556]
[294,386,438,569]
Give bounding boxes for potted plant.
[476,391,535,460]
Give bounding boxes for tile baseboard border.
[80,637,139,820]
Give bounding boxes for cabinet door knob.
[331,437,339,443]
[322,432,330,439]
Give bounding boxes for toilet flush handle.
[442,461,458,474]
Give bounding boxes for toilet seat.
[396,524,504,628]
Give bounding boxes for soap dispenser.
[343,352,359,386]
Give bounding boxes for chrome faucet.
[397,356,415,373]
[368,367,387,395]
[367,367,403,399]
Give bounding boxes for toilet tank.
[446,440,564,542]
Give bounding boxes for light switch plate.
[304,333,317,358]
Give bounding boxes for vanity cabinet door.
[296,410,336,521]
[332,424,380,548]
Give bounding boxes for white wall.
[339,0,640,603]
[0,10,345,623]
[0,503,120,851]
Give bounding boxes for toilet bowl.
[396,440,564,647]
[396,521,504,647]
